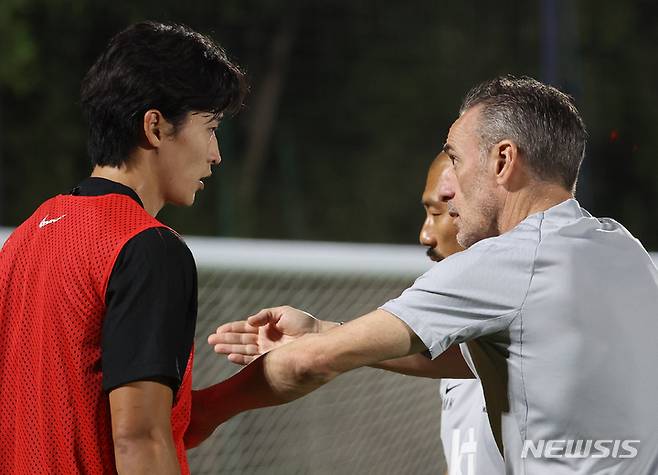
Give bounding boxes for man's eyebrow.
[442,143,455,154]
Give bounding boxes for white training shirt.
[440,376,505,475]
[382,199,658,475]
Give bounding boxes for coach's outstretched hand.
[208,306,340,364]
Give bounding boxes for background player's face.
[444,106,500,248]
[157,112,221,207]
[419,154,463,261]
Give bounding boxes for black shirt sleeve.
[101,227,197,394]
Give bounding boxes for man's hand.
[198,309,424,423]
[208,306,472,379]
[208,306,337,364]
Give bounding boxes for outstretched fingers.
[215,320,258,335]
[209,332,258,345]
[212,342,260,356]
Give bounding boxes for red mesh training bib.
[0,193,193,474]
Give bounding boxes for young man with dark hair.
[0,21,246,474]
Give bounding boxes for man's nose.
[419,219,437,247]
[210,137,221,165]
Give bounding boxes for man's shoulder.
[441,221,542,273]
[127,227,194,264]
[410,221,542,314]
[444,200,595,269]
[537,200,650,263]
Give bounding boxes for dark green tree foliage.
[0,1,656,247]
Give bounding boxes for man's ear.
[492,140,521,188]
[142,109,166,148]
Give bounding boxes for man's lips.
[199,173,212,190]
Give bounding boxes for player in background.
[0,21,247,474]
[421,155,504,475]
[210,153,505,475]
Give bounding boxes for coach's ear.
[142,109,170,149]
[492,140,525,191]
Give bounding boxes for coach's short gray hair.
[459,75,587,192]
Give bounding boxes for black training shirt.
[70,177,197,394]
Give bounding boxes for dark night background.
[1,0,656,248]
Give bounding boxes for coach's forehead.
[446,105,481,156]
[448,106,482,143]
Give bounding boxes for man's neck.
[497,183,573,234]
[91,161,164,217]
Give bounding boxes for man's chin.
[182,191,198,206]
[457,228,496,249]
[166,194,196,208]
[456,233,475,249]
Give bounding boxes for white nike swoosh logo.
[38,214,66,228]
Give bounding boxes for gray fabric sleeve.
[380,232,538,358]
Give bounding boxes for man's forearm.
[109,381,180,474]
[189,309,423,447]
[186,334,335,447]
[189,354,294,431]
[372,346,474,379]
[316,319,473,379]
[114,434,180,474]
[318,320,341,332]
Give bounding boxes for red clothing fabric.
[0,193,192,474]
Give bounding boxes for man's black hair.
[80,21,247,167]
